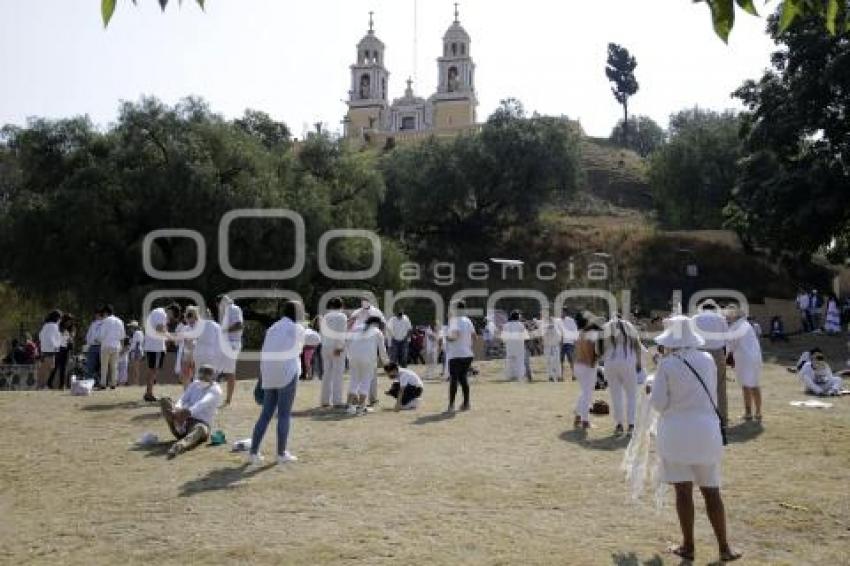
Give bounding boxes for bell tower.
[345,12,390,138]
[432,4,477,130]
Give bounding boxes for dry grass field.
[1,335,849,566]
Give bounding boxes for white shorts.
[220,342,241,375]
[662,460,721,488]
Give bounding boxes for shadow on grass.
[81,400,146,412]
[179,463,272,497]
[726,420,764,444]
[129,441,172,458]
[130,412,162,422]
[291,407,357,422]
[558,428,631,451]
[413,411,457,426]
[611,552,666,565]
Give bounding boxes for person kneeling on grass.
[384,362,423,411]
[160,364,222,460]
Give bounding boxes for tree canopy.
[609,115,666,157]
[605,44,639,148]
[726,3,850,257]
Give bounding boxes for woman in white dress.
[542,311,564,382]
[649,315,741,563]
[600,316,643,435]
[501,311,529,381]
[725,306,763,421]
[824,295,842,334]
[424,321,439,380]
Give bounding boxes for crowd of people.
[11,289,850,562]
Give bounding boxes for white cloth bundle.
[70,379,95,396]
[621,376,666,509]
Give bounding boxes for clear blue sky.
[0,0,778,138]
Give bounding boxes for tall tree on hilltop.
[605,43,639,149]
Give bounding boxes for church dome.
[443,21,470,43]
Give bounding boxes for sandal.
[720,549,743,562]
[665,545,694,561]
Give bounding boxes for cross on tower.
[369,11,374,32]
[454,3,459,23]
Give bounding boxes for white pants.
[100,347,120,387]
[606,361,638,427]
[574,363,597,421]
[320,348,345,406]
[545,344,562,379]
[348,358,376,398]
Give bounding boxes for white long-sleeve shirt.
[99,315,126,350]
[726,319,762,366]
[346,326,389,365]
[85,320,103,347]
[177,380,222,426]
[39,322,62,353]
[321,310,348,351]
[650,349,723,466]
[260,317,304,389]
[194,319,223,367]
[561,316,578,345]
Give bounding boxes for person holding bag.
[649,315,740,563]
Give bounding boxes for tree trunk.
[622,99,629,148]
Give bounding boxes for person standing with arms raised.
[444,301,476,412]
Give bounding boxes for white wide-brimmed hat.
[698,298,720,311]
[655,315,705,349]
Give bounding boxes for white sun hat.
[655,315,705,349]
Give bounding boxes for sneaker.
[247,453,265,466]
[167,444,184,460]
[277,451,298,465]
[143,393,158,403]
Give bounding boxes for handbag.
[253,377,264,406]
[678,356,728,446]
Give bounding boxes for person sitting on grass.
[159,364,222,460]
[799,352,843,397]
[384,362,424,411]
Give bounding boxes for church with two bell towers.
[344,6,479,141]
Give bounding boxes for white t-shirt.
[561,316,578,344]
[85,319,103,347]
[260,317,304,389]
[445,316,475,360]
[39,322,62,353]
[397,367,423,389]
[143,308,168,352]
[321,310,348,350]
[177,380,222,427]
[194,319,223,366]
[346,327,389,364]
[387,315,412,341]
[221,303,244,344]
[99,315,126,350]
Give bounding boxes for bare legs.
[671,482,741,562]
[741,386,762,420]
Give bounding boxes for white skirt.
[735,358,762,388]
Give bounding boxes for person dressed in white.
[160,364,222,459]
[384,362,424,410]
[600,316,642,435]
[796,288,811,332]
[143,303,180,403]
[320,297,348,408]
[502,310,529,381]
[542,310,564,382]
[799,352,843,396]
[649,315,741,563]
[345,316,389,415]
[173,307,202,388]
[127,321,144,386]
[98,304,125,390]
[725,306,763,421]
[218,295,244,405]
[824,295,841,334]
[193,309,224,381]
[249,301,305,466]
[573,314,601,429]
[445,301,476,412]
[38,309,62,389]
[692,299,730,429]
[424,322,439,380]
[348,299,386,405]
[483,316,497,359]
[386,311,413,367]
[561,310,579,380]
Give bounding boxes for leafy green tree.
[609,115,666,157]
[605,44,639,149]
[696,0,849,41]
[649,108,742,229]
[101,0,205,27]
[728,3,850,258]
[379,105,581,265]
